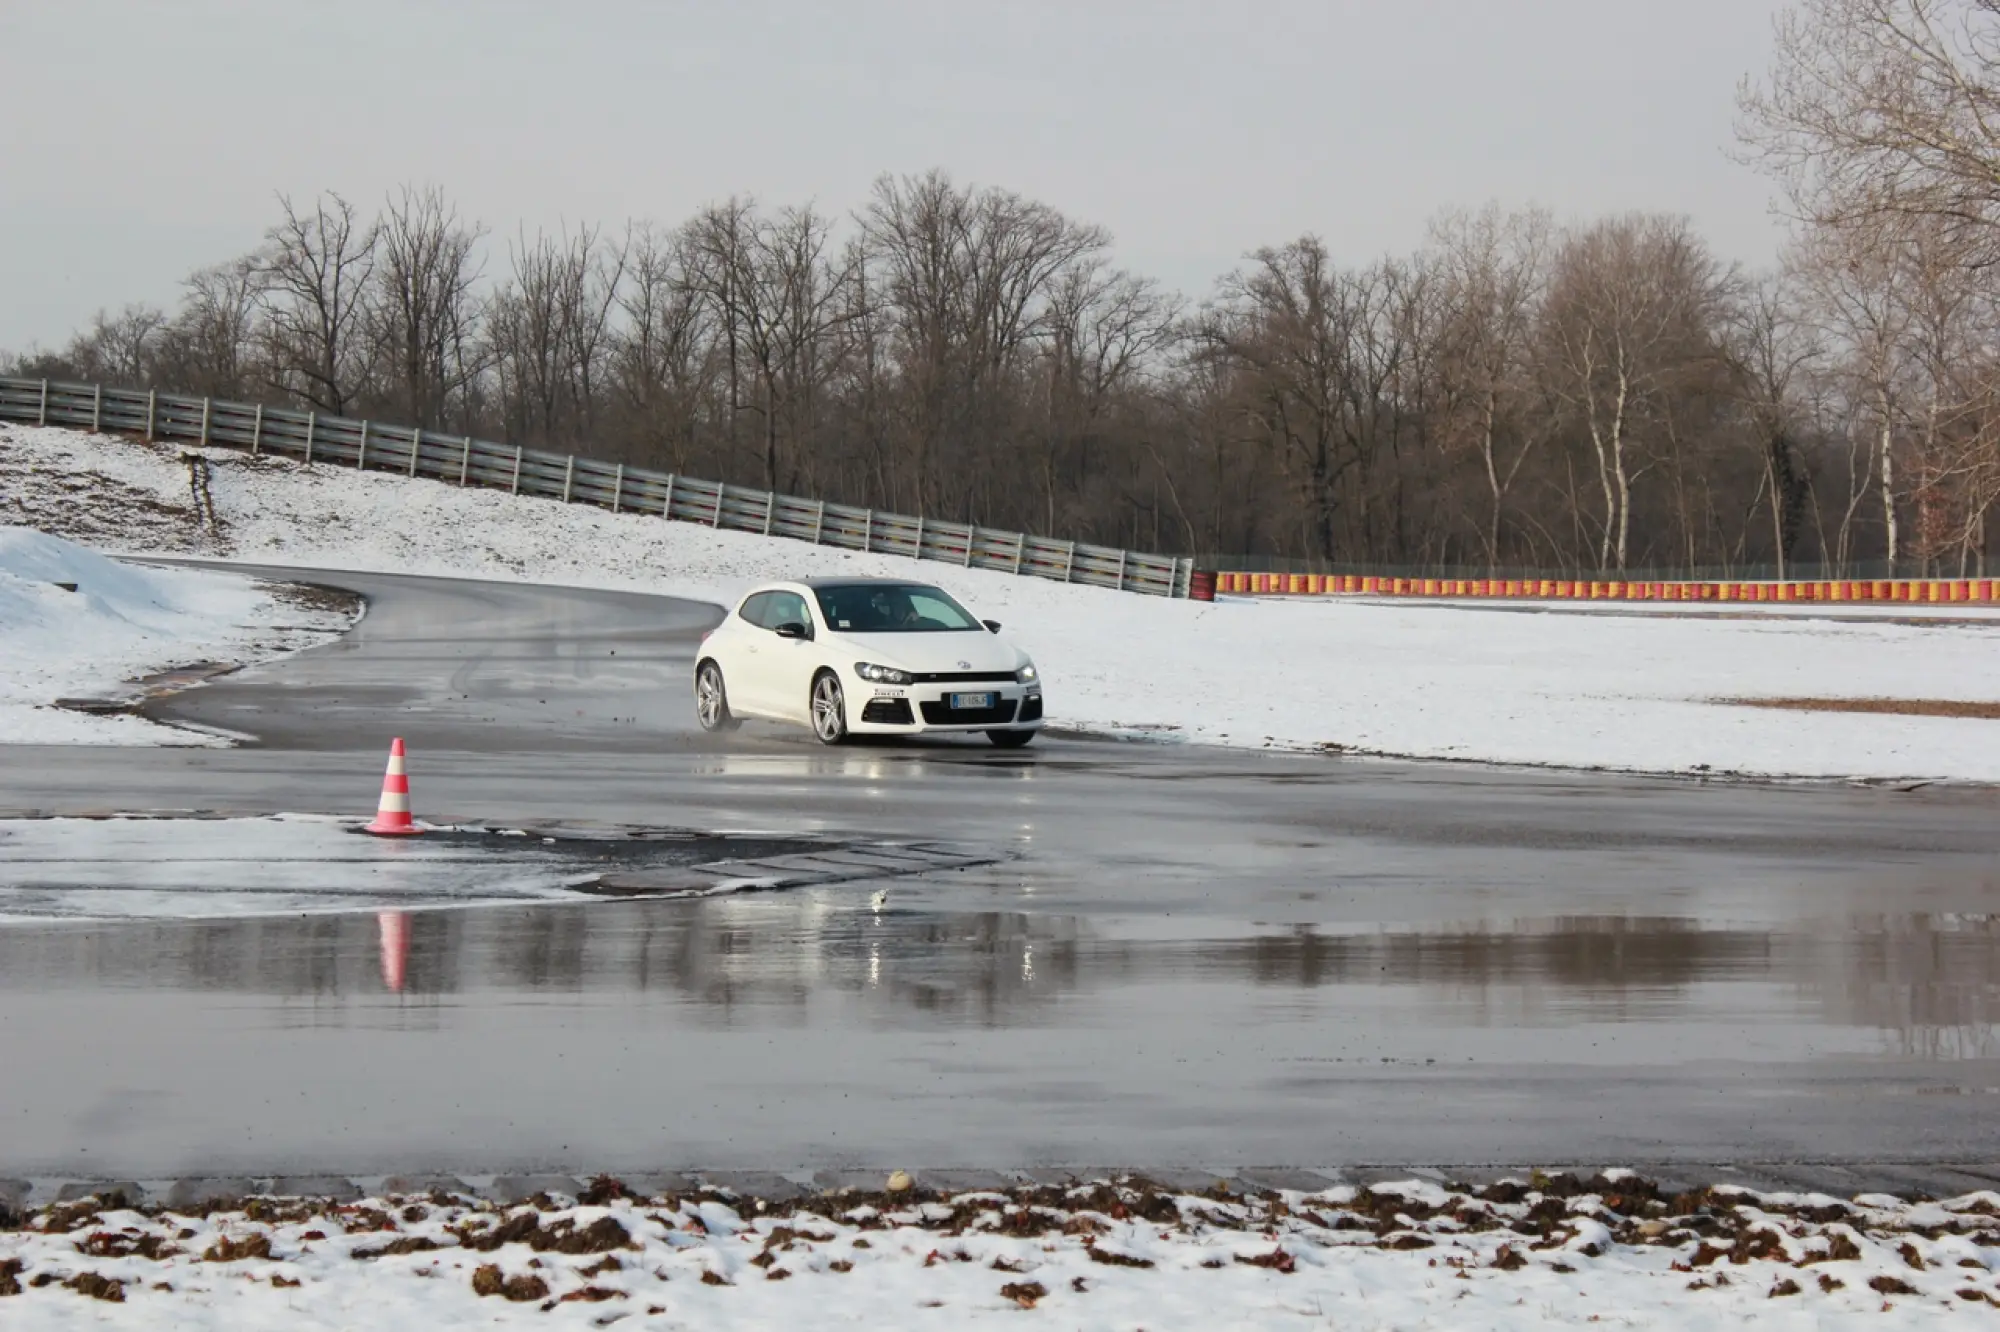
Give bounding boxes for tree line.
[10,1,2000,576]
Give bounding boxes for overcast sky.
[0,0,1788,353]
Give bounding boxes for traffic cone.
[378,911,409,992]
[364,737,423,836]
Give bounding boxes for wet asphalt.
[3,565,2000,1190]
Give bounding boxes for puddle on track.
[0,816,830,920]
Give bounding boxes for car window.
[814,583,981,632]
[738,592,774,627]
[766,591,810,632]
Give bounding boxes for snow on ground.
[0,525,352,746]
[2,1174,1997,1329]
[6,421,2000,781]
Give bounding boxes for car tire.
[986,728,1036,749]
[811,671,849,745]
[695,660,740,732]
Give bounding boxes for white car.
[693,578,1044,747]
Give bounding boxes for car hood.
[830,631,1026,674]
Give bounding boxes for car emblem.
[957,661,971,669]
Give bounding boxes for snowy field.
[2,1174,1998,1329]
[0,525,352,746]
[6,421,2000,781]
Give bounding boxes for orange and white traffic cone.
[364,737,423,836]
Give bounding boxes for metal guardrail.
[0,378,1194,598]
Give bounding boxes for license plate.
[950,692,994,710]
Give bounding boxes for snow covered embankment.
[2,1174,1997,1329]
[6,421,2000,781]
[0,526,353,745]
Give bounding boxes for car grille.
[860,698,914,725]
[920,699,1020,726]
[910,671,1016,684]
[1018,695,1043,723]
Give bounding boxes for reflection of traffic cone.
[378,911,409,993]
[364,737,423,836]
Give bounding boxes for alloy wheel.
[696,663,732,731]
[812,674,847,744]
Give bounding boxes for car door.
[728,592,776,716]
[759,590,818,721]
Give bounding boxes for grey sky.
[0,0,1787,353]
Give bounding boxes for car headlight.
[1016,662,1039,685]
[855,662,912,685]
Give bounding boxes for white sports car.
[693,578,1045,747]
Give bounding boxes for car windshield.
[814,583,982,633]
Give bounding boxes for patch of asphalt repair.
[0,812,1007,911]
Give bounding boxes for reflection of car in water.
[693,578,1044,747]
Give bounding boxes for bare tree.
[1740,0,2000,260]
[1036,261,1180,532]
[1428,206,1551,566]
[608,223,716,473]
[255,192,379,414]
[61,304,167,385]
[485,224,625,449]
[1725,275,1823,577]
[685,200,856,490]
[158,259,260,398]
[1541,215,1734,571]
[370,185,486,429]
[860,171,1108,518]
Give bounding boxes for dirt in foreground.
[1722,697,2000,720]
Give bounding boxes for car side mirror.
[775,621,811,640]
[983,619,1002,633]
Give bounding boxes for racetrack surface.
[3,566,1999,1191]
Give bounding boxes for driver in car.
[869,588,924,629]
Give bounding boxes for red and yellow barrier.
[1211,574,1999,604]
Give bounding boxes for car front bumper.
[848,680,1044,733]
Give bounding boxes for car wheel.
[986,728,1036,749]
[811,672,849,745]
[695,660,740,732]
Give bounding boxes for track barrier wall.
[0,377,1196,599]
[1210,571,2000,604]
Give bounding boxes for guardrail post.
[304,411,316,462]
[199,397,212,446]
[963,522,974,566]
[1013,532,1026,574]
[662,473,676,518]
[510,446,523,495]
[812,500,825,544]
[37,379,48,425]
[762,490,775,534]
[251,404,263,455]
[862,509,873,552]
[357,421,370,470]
[1114,549,1128,591]
[1063,541,1076,583]
[612,463,624,512]
[92,384,102,432]
[913,514,925,560]
[408,426,421,476]
[711,485,723,527]
[561,455,575,503]
[146,389,157,439]
[459,436,472,485]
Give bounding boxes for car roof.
[736,577,950,606]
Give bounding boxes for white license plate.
[950,692,994,710]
